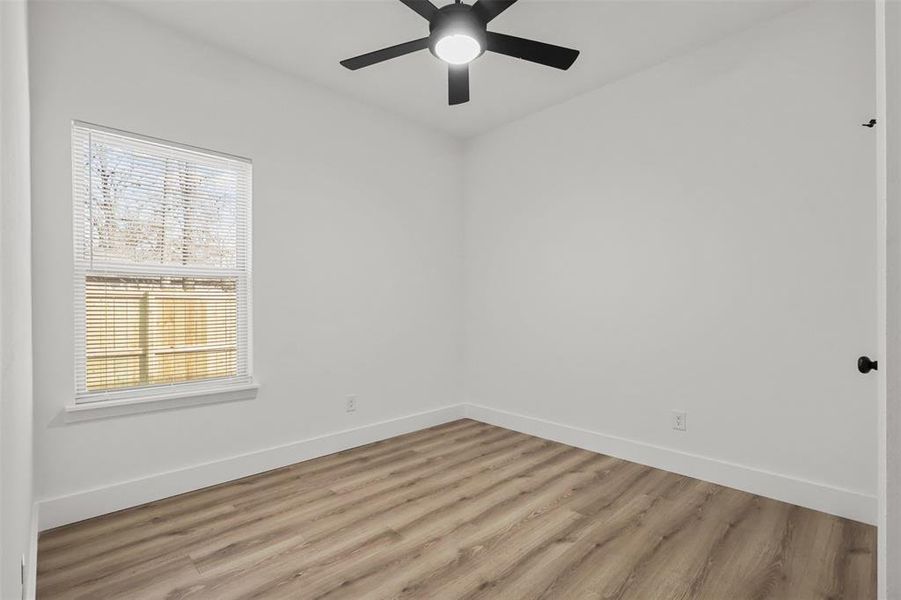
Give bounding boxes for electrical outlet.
[672,411,687,432]
[346,395,357,413]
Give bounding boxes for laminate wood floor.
[37,419,876,599]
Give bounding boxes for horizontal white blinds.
[73,123,252,400]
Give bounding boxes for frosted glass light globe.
[435,34,481,65]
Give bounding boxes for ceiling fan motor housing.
[428,4,487,60]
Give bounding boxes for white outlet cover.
[672,411,687,431]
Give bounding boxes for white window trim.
[64,381,259,422]
[70,121,256,420]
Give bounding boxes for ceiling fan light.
[435,34,481,65]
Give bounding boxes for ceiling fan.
[339,0,580,106]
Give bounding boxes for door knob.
[858,356,878,374]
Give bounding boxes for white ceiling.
[116,0,804,139]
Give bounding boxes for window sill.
[64,381,259,423]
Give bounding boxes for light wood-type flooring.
[37,419,876,599]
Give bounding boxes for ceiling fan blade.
[340,38,429,70]
[472,0,518,23]
[486,31,579,70]
[398,0,439,21]
[448,64,470,105]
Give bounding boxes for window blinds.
[72,122,252,401]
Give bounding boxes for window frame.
[68,121,256,420]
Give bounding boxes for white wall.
[29,1,463,523]
[463,3,878,520]
[29,0,881,533]
[0,0,34,596]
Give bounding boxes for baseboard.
[37,405,466,530]
[25,503,38,600]
[463,403,877,525]
[37,401,876,531]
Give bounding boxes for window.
[72,122,253,408]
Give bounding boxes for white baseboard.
[25,503,38,600]
[37,402,876,532]
[37,405,465,530]
[463,403,877,525]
